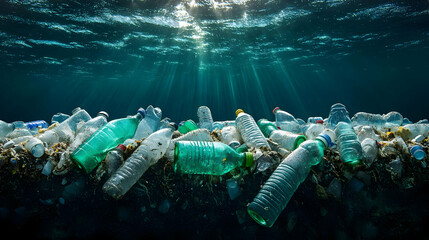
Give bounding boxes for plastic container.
[247,135,329,228]
[335,122,363,165]
[351,111,403,129]
[164,129,213,160]
[396,124,429,141]
[410,145,426,160]
[178,120,198,134]
[103,128,174,199]
[357,126,382,142]
[235,109,270,149]
[326,103,351,130]
[7,136,45,158]
[361,138,378,167]
[272,107,301,133]
[307,117,323,124]
[133,105,160,140]
[67,111,109,152]
[219,126,242,148]
[197,106,213,130]
[303,123,325,140]
[174,141,253,175]
[25,120,48,130]
[257,119,306,151]
[71,112,143,173]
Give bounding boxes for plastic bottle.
[272,107,301,133]
[335,122,363,165]
[6,136,45,158]
[71,112,143,173]
[410,145,426,160]
[247,135,329,228]
[257,119,306,151]
[24,120,48,130]
[395,124,429,140]
[103,128,174,199]
[235,109,270,149]
[307,117,323,124]
[51,113,70,125]
[327,103,351,130]
[67,111,109,152]
[219,126,243,148]
[178,120,198,134]
[197,106,213,130]
[39,107,92,144]
[351,111,403,129]
[174,141,253,175]
[104,144,126,176]
[361,138,378,167]
[164,129,213,161]
[133,105,160,140]
[211,121,236,131]
[303,122,325,140]
[6,128,32,139]
[357,126,382,142]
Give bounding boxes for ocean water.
[0,0,428,124]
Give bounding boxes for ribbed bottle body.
[236,113,270,149]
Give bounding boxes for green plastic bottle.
[257,119,306,151]
[178,120,198,134]
[174,141,253,175]
[71,113,142,173]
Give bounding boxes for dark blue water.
[0,0,428,123]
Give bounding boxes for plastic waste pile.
[1,103,428,229]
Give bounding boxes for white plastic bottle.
[197,106,214,130]
[235,109,270,149]
[219,126,243,148]
[361,138,378,167]
[103,128,174,199]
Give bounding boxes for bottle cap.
[410,145,426,160]
[137,108,146,118]
[235,109,244,116]
[245,152,253,168]
[316,120,324,124]
[116,144,126,152]
[97,111,109,119]
[272,107,280,114]
[72,107,82,115]
[293,135,307,150]
[178,121,185,127]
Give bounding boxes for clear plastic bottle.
[307,117,323,124]
[174,141,253,175]
[67,111,109,152]
[272,107,301,133]
[25,120,48,130]
[351,111,403,129]
[361,138,378,167]
[164,129,213,161]
[303,123,325,140]
[247,135,329,228]
[326,103,351,130]
[235,109,270,149]
[197,106,213,130]
[104,144,126,176]
[257,119,306,151]
[71,112,143,173]
[133,105,161,140]
[6,136,45,158]
[103,128,174,199]
[219,126,243,148]
[335,122,363,165]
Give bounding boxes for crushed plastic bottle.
[335,122,363,165]
[197,106,213,130]
[235,109,270,149]
[102,128,174,199]
[247,135,329,228]
[351,111,403,129]
[51,113,70,125]
[357,126,382,142]
[395,124,429,140]
[104,144,126,176]
[0,120,15,137]
[257,119,306,151]
[219,126,243,148]
[71,111,143,173]
[6,136,45,158]
[272,107,301,133]
[361,138,378,167]
[302,122,325,140]
[327,103,351,130]
[174,141,253,175]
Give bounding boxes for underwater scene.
[1,0,429,239]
